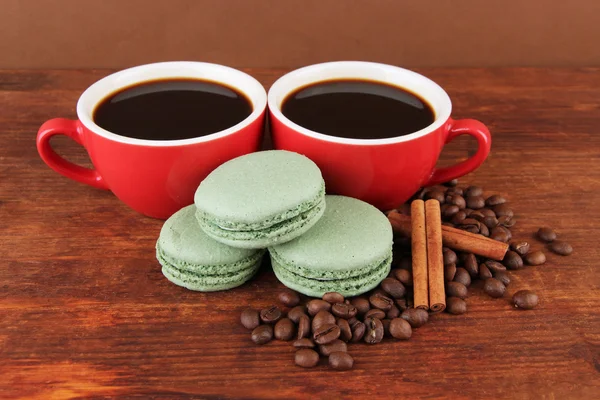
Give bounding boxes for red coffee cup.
[268,61,492,210]
[37,62,267,219]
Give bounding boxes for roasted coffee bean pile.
[241,180,573,369]
[242,287,429,370]
[397,180,572,311]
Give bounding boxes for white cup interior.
[77,61,267,147]
[268,61,452,145]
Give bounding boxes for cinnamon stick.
[411,200,429,310]
[387,211,509,261]
[425,200,446,313]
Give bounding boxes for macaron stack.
[270,195,393,297]
[156,150,393,296]
[157,205,265,291]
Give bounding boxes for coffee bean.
[364,308,386,320]
[444,179,459,187]
[395,297,409,311]
[389,318,412,339]
[464,208,474,216]
[485,194,506,207]
[350,297,371,317]
[369,293,394,311]
[550,240,573,256]
[287,305,307,323]
[260,305,282,324]
[313,323,341,345]
[465,186,483,197]
[476,263,491,280]
[240,309,260,330]
[415,187,430,200]
[537,227,557,242]
[482,216,499,229]
[479,224,490,237]
[349,320,366,342]
[499,225,513,240]
[503,250,524,270]
[469,210,485,221]
[251,325,273,345]
[498,215,516,228]
[454,267,472,287]
[307,299,331,316]
[329,352,354,370]
[295,349,319,368]
[480,208,496,218]
[490,226,510,243]
[446,194,466,209]
[337,318,352,342]
[441,204,460,218]
[463,253,479,277]
[512,290,539,310]
[297,314,311,339]
[443,248,458,266]
[493,204,514,219]
[380,278,406,299]
[425,189,446,203]
[510,241,530,256]
[331,303,358,319]
[446,297,467,315]
[460,218,481,234]
[318,339,347,356]
[370,288,388,298]
[401,308,429,328]
[386,305,401,319]
[322,292,345,304]
[445,263,457,282]
[447,186,463,196]
[363,317,384,344]
[446,281,468,299]
[493,270,511,286]
[485,260,507,273]
[278,289,300,307]
[484,278,506,298]
[466,196,485,209]
[312,310,336,332]
[394,269,413,286]
[525,250,546,265]
[274,318,296,341]
[451,210,468,224]
[293,338,315,349]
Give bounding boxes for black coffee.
[281,79,435,139]
[93,79,252,140]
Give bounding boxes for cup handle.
[425,118,492,186]
[36,118,108,189]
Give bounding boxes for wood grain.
[1,68,599,399]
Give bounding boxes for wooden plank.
[0,68,599,399]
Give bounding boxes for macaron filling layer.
[198,182,325,232]
[271,253,392,297]
[156,244,266,275]
[196,196,325,241]
[161,261,262,292]
[269,247,392,280]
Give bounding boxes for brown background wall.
[1,0,599,69]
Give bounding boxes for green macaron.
[194,150,326,249]
[269,195,393,297]
[156,205,265,291]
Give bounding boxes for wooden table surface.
[1,68,599,399]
